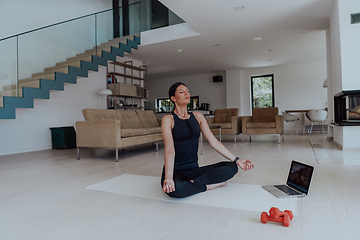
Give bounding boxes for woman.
[161,82,254,198]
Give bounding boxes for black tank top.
[171,111,200,170]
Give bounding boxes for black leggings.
[161,161,238,198]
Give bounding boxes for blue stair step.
[3,95,34,109]
[80,60,99,72]
[40,79,65,91]
[22,87,50,100]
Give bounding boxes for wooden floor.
[1,133,360,240]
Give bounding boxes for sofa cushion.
[116,111,143,129]
[121,128,147,138]
[144,127,162,135]
[252,107,278,122]
[136,110,159,128]
[214,108,238,123]
[247,122,276,128]
[82,108,117,121]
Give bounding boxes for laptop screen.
[286,160,314,194]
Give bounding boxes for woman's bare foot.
[206,182,227,191]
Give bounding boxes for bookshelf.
[106,60,148,110]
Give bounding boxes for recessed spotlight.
[177,49,185,52]
[299,30,309,34]
[262,49,271,53]
[253,37,262,41]
[233,5,246,11]
[213,43,221,47]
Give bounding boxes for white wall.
[225,70,241,111]
[339,0,360,90]
[326,29,334,138]
[0,0,112,40]
[226,61,328,131]
[330,0,343,95]
[330,0,360,150]
[148,72,227,116]
[0,67,107,156]
[149,61,328,132]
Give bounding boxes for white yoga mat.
[85,174,298,215]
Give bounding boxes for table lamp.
[98,89,113,96]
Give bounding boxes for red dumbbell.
[261,207,294,227]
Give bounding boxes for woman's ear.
[171,96,176,103]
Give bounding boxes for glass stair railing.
[0,2,184,119]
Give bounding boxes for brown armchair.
[205,108,242,142]
[241,107,284,143]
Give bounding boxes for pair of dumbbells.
[261,207,294,227]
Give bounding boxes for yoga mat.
[85,174,298,215]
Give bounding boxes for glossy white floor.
[1,133,360,240]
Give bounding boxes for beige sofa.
[205,108,242,142]
[241,107,284,143]
[76,109,162,161]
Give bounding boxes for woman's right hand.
[163,178,175,193]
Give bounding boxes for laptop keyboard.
[274,185,300,195]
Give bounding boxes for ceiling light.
[253,37,262,41]
[267,59,273,61]
[262,49,271,53]
[213,43,221,47]
[233,5,246,11]
[299,30,309,34]
[177,49,185,52]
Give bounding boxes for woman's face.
[172,85,190,105]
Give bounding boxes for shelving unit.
[106,60,148,111]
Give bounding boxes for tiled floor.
[1,133,360,240]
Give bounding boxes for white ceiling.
[129,0,335,80]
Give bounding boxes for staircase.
[0,34,141,119]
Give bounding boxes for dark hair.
[168,82,187,105]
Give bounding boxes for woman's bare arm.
[193,112,254,171]
[161,115,176,193]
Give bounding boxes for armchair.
[241,107,284,143]
[205,108,242,142]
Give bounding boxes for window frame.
[250,74,275,109]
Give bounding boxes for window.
[156,96,199,112]
[251,74,274,108]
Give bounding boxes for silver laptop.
[262,160,314,198]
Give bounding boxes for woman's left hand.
[237,159,254,171]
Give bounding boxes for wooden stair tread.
[32,66,69,77]
[55,56,92,67]
[45,61,81,71]
[20,73,55,82]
